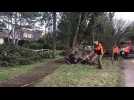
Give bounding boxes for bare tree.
[113,18,130,44]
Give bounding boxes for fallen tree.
[64,47,98,65]
[0,44,51,67]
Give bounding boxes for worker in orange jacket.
[94,41,104,69]
[124,46,130,56]
[113,44,120,61]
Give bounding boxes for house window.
[27,34,32,38]
[23,33,33,38]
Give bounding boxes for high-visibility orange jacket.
[113,47,120,54]
[125,46,130,53]
[95,43,104,55]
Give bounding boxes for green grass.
[34,58,121,87]
[55,50,64,58]
[0,59,50,81]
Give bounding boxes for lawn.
[34,58,122,87]
[0,59,50,81]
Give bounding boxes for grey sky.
[114,12,134,22]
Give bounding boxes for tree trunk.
[7,16,13,45]
[52,12,56,58]
[12,25,16,45]
[72,13,82,51]
[92,32,95,49]
[10,13,17,45]
[45,21,47,34]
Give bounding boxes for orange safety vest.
[125,46,130,53]
[95,43,104,55]
[113,47,120,54]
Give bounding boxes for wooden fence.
[22,47,51,57]
[32,49,51,56]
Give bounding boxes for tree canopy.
[0,12,133,53]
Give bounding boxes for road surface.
[122,59,134,87]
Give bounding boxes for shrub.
[59,51,65,56]
[0,61,9,67]
[22,41,44,49]
[43,43,51,49]
[29,42,43,49]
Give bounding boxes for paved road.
[122,59,134,87]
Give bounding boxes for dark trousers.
[114,53,119,61]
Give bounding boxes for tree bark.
[13,13,17,45]
[52,12,56,58]
[92,31,95,49]
[72,13,82,51]
[7,16,13,44]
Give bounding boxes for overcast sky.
[114,12,134,22]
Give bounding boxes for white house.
[0,28,43,44]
